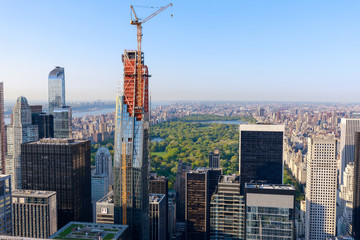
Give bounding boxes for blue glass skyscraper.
[48,66,65,112]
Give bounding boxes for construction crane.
[130,3,172,115]
[120,3,172,226]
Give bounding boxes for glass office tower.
[48,66,65,112]
[239,124,284,191]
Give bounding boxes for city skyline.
[0,0,359,103]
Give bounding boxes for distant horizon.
[5,98,360,108]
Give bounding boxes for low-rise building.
[12,190,57,238]
[96,191,114,224]
[49,222,128,240]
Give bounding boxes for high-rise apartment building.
[305,137,337,240]
[245,183,295,240]
[95,147,113,185]
[208,149,220,168]
[96,191,114,224]
[149,175,168,240]
[53,106,72,138]
[175,161,192,222]
[48,66,65,112]
[5,96,38,189]
[21,138,92,228]
[0,175,12,236]
[0,83,5,174]
[12,190,57,238]
[113,50,150,239]
[239,124,284,190]
[210,174,245,239]
[353,132,360,239]
[185,168,222,240]
[340,118,360,185]
[150,194,167,240]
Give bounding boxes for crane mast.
[130,3,172,116]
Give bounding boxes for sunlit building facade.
[5,96,38,189]
[305,137,337,240]
[210,174,245,239]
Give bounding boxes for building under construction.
[113,50,150,239]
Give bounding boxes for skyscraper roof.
[49,66,64,78]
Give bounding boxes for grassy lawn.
[103,233,115,240]
[152,151,167,157]
[54,224,84,238]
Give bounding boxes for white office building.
[305,136,337,240]
[5,97,38,189]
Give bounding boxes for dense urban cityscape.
[1,1,359,240]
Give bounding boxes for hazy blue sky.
[0,0,359,103]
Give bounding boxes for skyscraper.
[149,175,168,240]
[353,132,360,239]
[0,83,5,174]
[185,168,222,240]
[5,96,38,189]
[149,194,167,240]
[239,124,284,190]
[305,137,337,240]
[208,149,220,168]
[12,190,57,238]
[339,118,360,185]
[32,112,54,139]
[210,174,245,239]
[48,66,65,112]
[21,138,92,228]
[175,161,192,222]
[113,50,150,239]
[95,147,113,185]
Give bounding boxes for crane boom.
[143,3,173,24]
[129,3,172,117]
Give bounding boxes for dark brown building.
[21,138,92,228]
[175,161,192,222]
[149,175,169,240]
[353,132,360,239]
[185,168,222,240]
[208,149,220,168]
